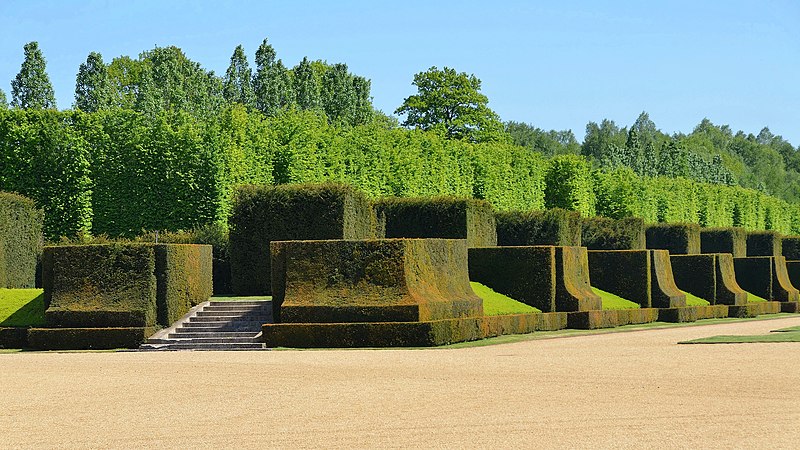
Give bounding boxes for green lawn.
[681,290,711,306]
[592,288,640,310]
[746,292,767,303]
[680,329,800,344]
[470,282,540,316]
[0,289,46,327]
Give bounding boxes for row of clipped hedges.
[0,193,43,288]
[3,108,800,240]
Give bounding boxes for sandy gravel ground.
[2,317,800,449]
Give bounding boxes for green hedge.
[375,196,497,247]
[42,243,212,328]
[229,183,373,295]
[495,208,581,246]
[646,223,701,255]
[27,327,157,350]
[746,231,782,257]
[0,192,43,288]
[700,227,747,258]
[581,216,645,250]
[783,236,800,261]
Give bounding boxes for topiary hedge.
[0,192,43,288]
[42,243,212,328]
[700,227,747,257]
[746,231,782,257]
[229,183,374,296]
[496,209,581,246]
[271,238,482,323]
[646,223,701,255]
[581,216,645,250]
[27,327,158,350]
[670,254,747,305]
[468,246,557,312]
[782,236,800,261]
[374,196,497,247]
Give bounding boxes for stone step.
[168,332,260,339]
[202,305,268,312]
[189,315,270,322]
[208,301,271,307]
[163,336,260,344]
[174,325,261,332]
[141,342,267,351]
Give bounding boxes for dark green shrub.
[27,327,157,350]
[581,216,645,250]
[700,227,747,257]
[746,231,782,257]
[469,246,557,312]
[646,223,700,255]
[496,208,581,246]
[154,244,213,327]
[782,236,800,261]
[374,196,496,247]
[0,192,43,288]
[0,327,28,349]
[230,183,374,295]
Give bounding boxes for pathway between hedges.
[2,317,800,448]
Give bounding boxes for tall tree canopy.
[74,51,110,112]
[395,66,504,142]
[293,57,321,110]
[0,89,7,109]
[223,45,255,108]
[11,41,56,110]
[253,38,293,117]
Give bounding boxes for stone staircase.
[140,300,272,351]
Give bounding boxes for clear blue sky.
[1,0,798,144]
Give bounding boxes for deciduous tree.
[11,41,56,110]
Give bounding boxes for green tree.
[74,51,110,112]
[506,121,580,156]
[11,42,56,110]
[223,45,255,108]
[0,89,7,109]
[106,56,145,109]
[321,63,355,124]
[395,66,504,142]
[293,57,320,110]
[253,38,293,116]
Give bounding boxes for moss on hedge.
[0,192,43,288]
[229,183,374,296]
[375,196,497,247]
[496,208,581,247]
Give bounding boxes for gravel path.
[2,316,800,449]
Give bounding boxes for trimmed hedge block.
[670,254,748,305]
[746,231,782,257]
[581,217,646,250]
[0,192,43,288]
[587,250,686,309]
[374,197,497,247]
[0,327,28,349]
[229,183,374,296]
[646,223,700,255]
[786,261,800,293]
[468,246,557,312]
[272,239,483,324]
[27,327,158,350]
[566,309,658,330]
[658,307,698,323]
[700,227,747,258]
[728,302,782,318]
[782,237,800,261]
[42,244,211,329]
[734,256,799,302]
[553,246,601,312]
[496,209,581,247]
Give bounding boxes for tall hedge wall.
[581,217,646,250]
[496,208,581,246]
[0,192,43,288]
[2,107,800,241]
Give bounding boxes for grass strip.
[592,288,639,310]
[746,292,767,303]
[681,290,710,306]
[680,331,800,344]
[0,289,46,327]
[470,282,540,315]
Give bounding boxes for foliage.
[506,121,580,156]
[0,192,43,288]
[292,57,321,111]
[395,66,505,142]
[74,52,110,112]
[496,208,581,246]
[222,45,255,108]
[470,282,540,315]
[11,42,56,110]
[0,89,7,109]
[544,155,596,216]
[253,38,293,117]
